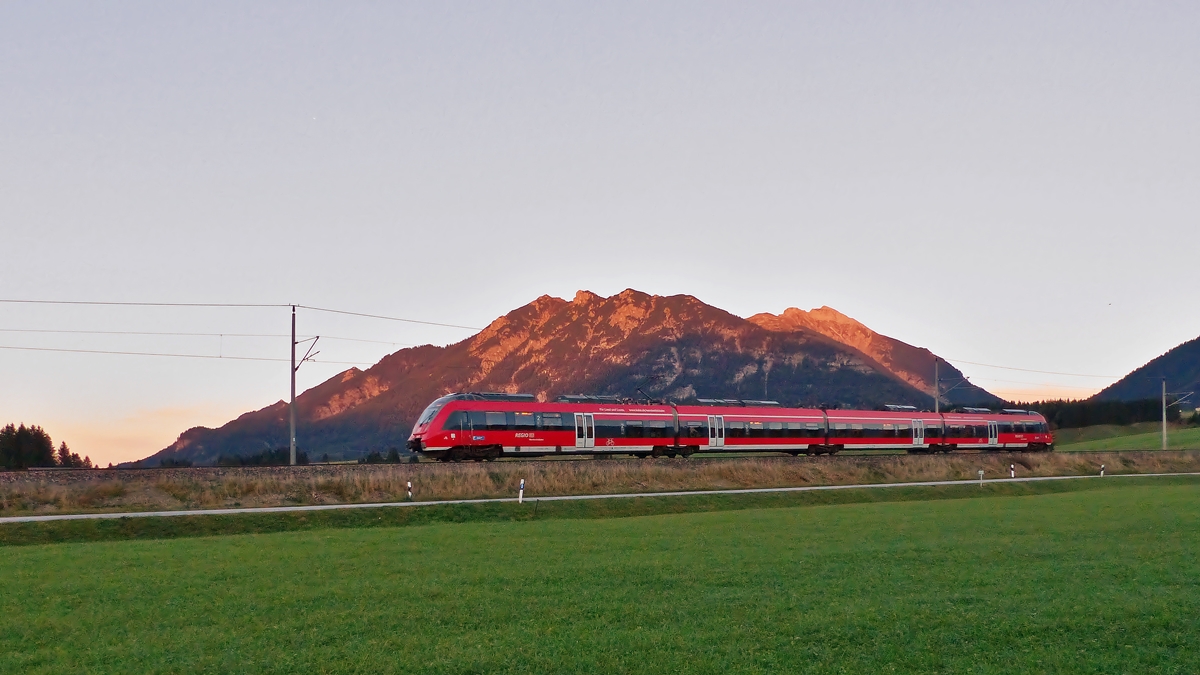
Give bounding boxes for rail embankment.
[3,451,1200,517]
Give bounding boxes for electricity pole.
[290,305,297,466]
[289,306,320,467]
[933,359,939,414]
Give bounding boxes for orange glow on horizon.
[43,404,254,467]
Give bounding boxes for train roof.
[427,393,1045,420]
[694,398,781,407]
[440,392,538,403]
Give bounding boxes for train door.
[707,415,725,448]
[912,419,925,447]
[574,413,595,449]
[987,421,999,447]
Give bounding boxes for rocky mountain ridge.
[138,289,999,466]
[749,306,951,395]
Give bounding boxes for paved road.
[3,471,1197,524]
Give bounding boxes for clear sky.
[3,2,1198,466]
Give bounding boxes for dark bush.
[216,448,308,466]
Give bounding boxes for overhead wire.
[2,299,1122,386]
[0,298,482,331]
[295,304,482,330]
[940,357,1120,379]
[0,344,370,366]
[0,327,414,347]
[0,299,288,308]
[965,375,1105,391]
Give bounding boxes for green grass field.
[1057,425,1200,452]
[3,479,1199,673]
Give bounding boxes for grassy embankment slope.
[7,451,1200,518]
[1056,422,1200,451]
[3,479,1199,673]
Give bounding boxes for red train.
[406,393,1053,461]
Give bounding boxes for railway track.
[403,444,1180,466]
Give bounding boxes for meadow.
[1056,425,1200,452]
[3,478,1198,673]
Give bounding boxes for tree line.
[1,424,93,470]
[1014,398,1182,429]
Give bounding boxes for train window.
[851,423,865,438]
[647,420,670,438]
[926,425,941,438]
[863,423,884,437]
[748,422,765,438]
[831,423,848,438]
[726,421,746,438]
[998,423,1014,434]
[468,411,487,430]
[485,412,508,430]
[626,420,644,438]
[594,419,624,438]
[685,421,706,438]
[442,411,467,430]
[540,413,563,428]
[947,425,965,438]
[767,421,784,438]
[416,396,452,427]
[513,412,536,428]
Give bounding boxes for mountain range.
[136,289,1002,465]
[1092,336,1200,404]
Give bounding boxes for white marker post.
[1100,465,1105,477]
[407,481,413,500]
[978,470,985,486]
[1010,464,1015,479]
[519,478,525,504]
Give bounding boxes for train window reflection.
[485,412,507,430]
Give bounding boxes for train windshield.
[416,395,455,428]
